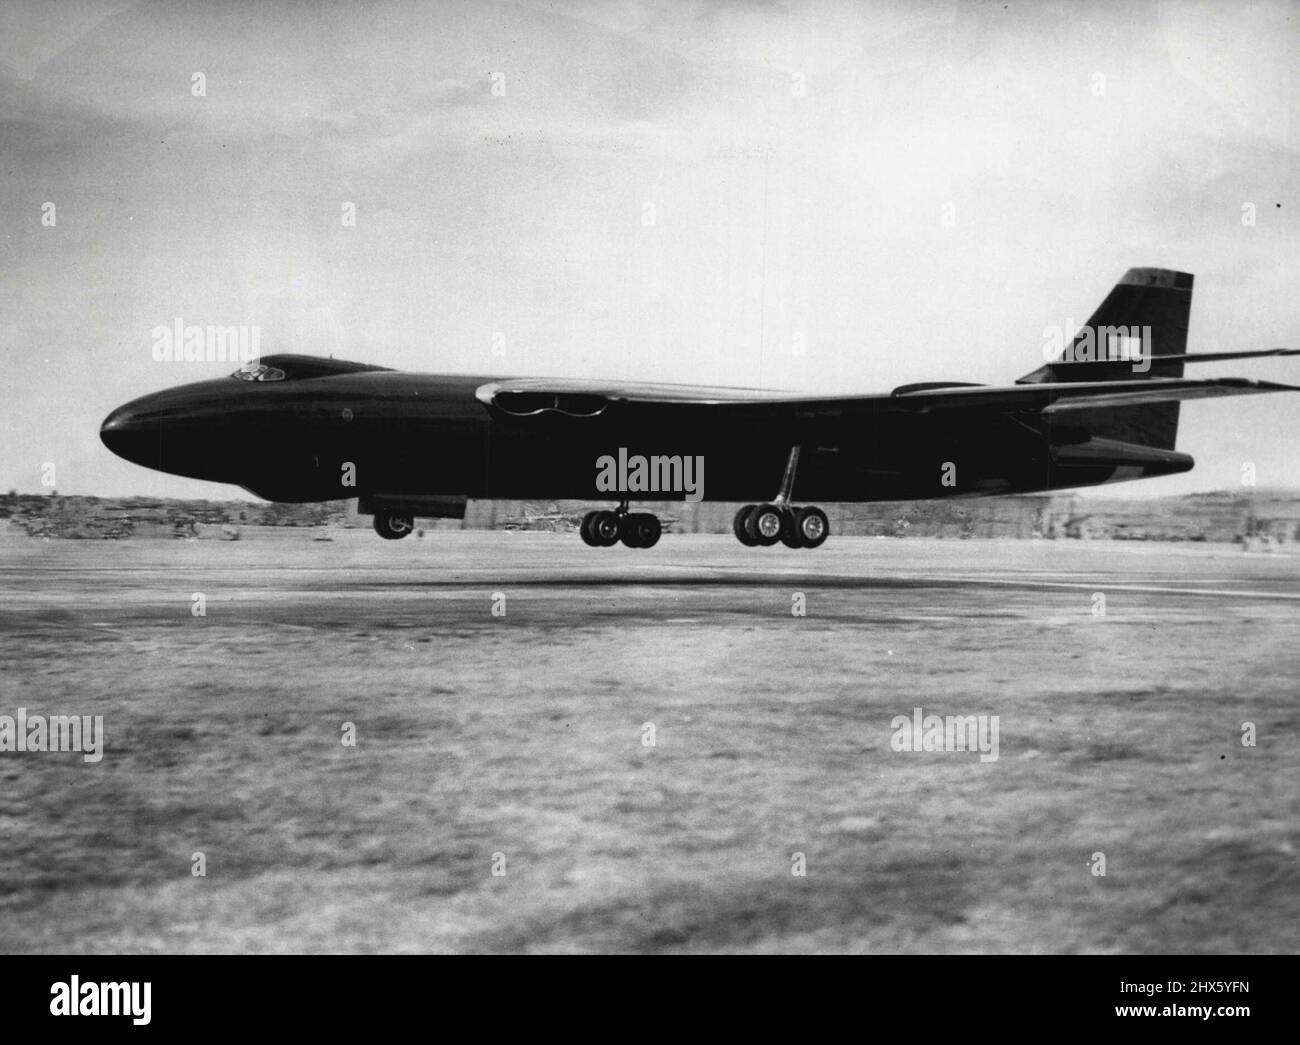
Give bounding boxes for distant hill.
[0,493,350,539]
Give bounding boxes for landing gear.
[580,504,662,549]
[733,505,759,546]
[580,509,620,546]
[746,503,785,546]
[373,510,415,540]
[791,505,829,548]
[621,513,662,548]
[734,447,831,549]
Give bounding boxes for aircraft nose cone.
[100,401,159,465]
[100,404,132,434]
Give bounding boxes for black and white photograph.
[0,0,1296,1007]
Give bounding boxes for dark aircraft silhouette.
[102,269,1298,548]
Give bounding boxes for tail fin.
[1019,268,1193,449]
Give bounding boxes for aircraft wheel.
[579,510,601,546]
[745,503,785,546]
[590,510,622,547]
[622,513,661,549]
[373,511,414,540]
[733,505,759,546]
[778,507,803,548]
[619,514,643,548]
[796,506,830,548]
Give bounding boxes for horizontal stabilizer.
[1025,347,1300,379]
[1039,378,1300,413]
[890,377,1300,414]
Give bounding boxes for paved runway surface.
[1,530,1297,952]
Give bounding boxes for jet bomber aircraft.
[101,269,1299,549]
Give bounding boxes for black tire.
[373,511,411,540]
[797,506,830,548]
[629,513,661,548]
[579,510,601,546]
[590,510,622,547]
[373,511,414,540]
[733,505,759,546]
[778,507,803,548]
[619,513,644,548]
[745,503,784,546]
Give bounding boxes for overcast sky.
[1,0,1297,500]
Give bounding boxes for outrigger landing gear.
[580,502,663,549]
[373,509,415,540]
[733,446,830,549]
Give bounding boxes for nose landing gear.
[580,502,662,549]
[733,447,830,549]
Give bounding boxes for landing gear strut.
[580,502,662,549]
[733,447,830,549]
[373,510,415,540]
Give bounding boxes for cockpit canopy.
[230,354,393,382]
[233,362,285,382]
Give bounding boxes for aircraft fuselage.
[100,366,1189,507]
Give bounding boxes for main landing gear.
[580,502,662,549]
[733,447,830,549]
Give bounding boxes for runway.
[1,530,1297,953]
